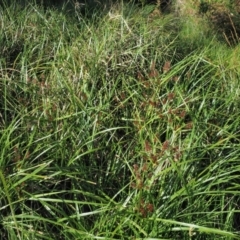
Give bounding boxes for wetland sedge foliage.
[0,0,240,239]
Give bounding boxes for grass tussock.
[0,0,240,239]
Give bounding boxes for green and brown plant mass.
[0,0,240,239]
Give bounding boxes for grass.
[0,0,240,239]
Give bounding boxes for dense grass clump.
[0,0,240,239]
